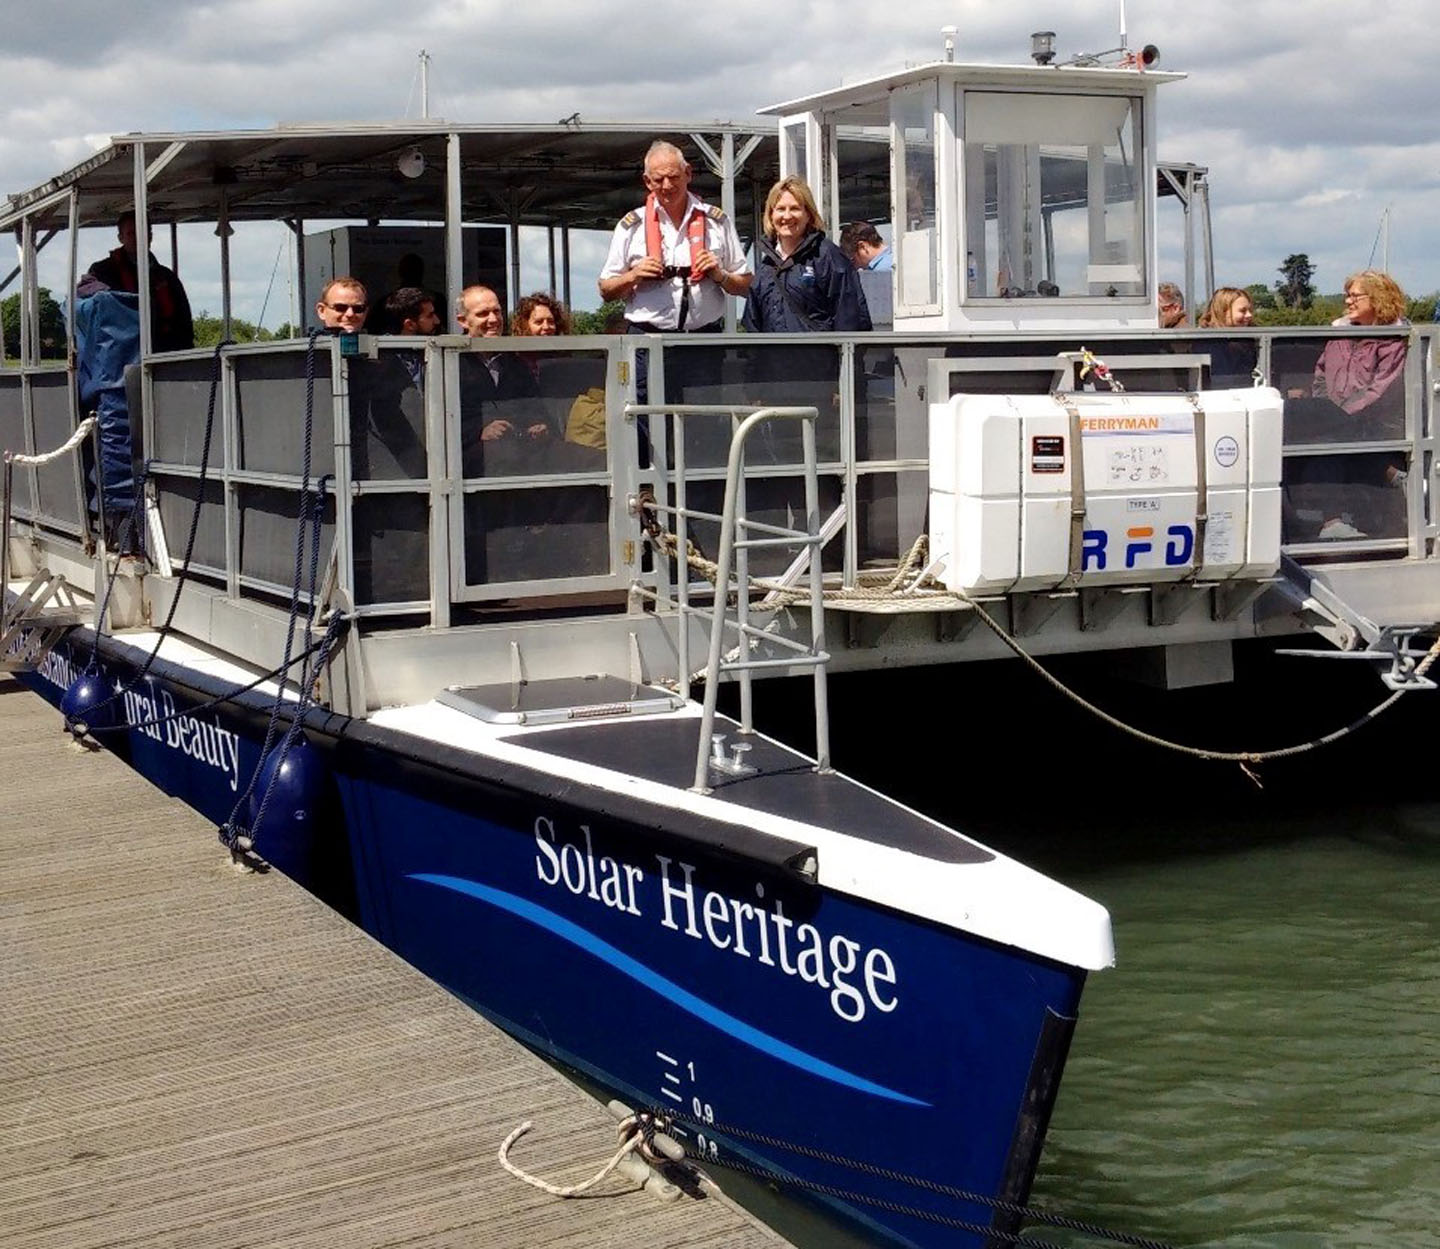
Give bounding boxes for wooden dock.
[0,675,791,1248]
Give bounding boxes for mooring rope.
[647,523,1439,783]
[498,1117,646,1197]
[7,416,97,466]
[657,1105,1180,1249]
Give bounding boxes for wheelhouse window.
[892,81,939,312]
[962,92,1143,300]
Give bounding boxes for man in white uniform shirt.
[599,141,751,333]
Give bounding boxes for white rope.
[9,417,97,466]
[498,1117,644,1197]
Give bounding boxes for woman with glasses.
[1301,270,1410,540]
[1313,269,1409,417]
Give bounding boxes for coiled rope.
[499,1114,655,1197]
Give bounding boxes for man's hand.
[691,247,721,281]
[481,420,513,441]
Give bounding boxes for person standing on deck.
[79,210,194,352]
[598,141,751,334]
[745,178,872,334]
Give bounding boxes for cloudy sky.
[3,0,1437,323]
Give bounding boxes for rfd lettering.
[1082,524,1194,571]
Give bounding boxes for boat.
[3,28,1436,1249]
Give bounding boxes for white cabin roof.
[760,58,1186,116]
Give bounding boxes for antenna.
[1367,205,1394,271]
[941,25,957,62]
[1119,0,1128,51]
[418,49,431,119]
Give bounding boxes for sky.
[2,0,1437,324]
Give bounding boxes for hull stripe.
[410,873,930,1107]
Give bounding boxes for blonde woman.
[1198,286,1257,386]
[742,176,871,333]
[1197,287,1255,328]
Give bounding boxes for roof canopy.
[0,122,781,233]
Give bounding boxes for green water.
[739,646,1440,1246]
[1028,805,1440,1248]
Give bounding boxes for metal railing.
[627,403,831,793]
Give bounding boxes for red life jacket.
[645,194,708,285]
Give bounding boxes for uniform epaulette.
[621,210,640,228]
[705,204,727,221]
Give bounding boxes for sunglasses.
[327,302,367,314]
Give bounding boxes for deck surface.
[0,674,789,1248]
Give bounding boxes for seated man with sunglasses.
[314,277,370,332]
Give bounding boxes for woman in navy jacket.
[743,177,872,334]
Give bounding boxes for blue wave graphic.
[409,873,929,1107]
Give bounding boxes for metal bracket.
[1079,586,1142,633]
[1213,577,1277,623]
[1149,581,1206,627]
[1010,590,1074,637]
[935,607,979,644]
[1275,626,1438,692]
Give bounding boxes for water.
[735,642,1440,1247]
[1030,808,1440,1248]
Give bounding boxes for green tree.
[2,288,68,359]
[192,312,276,348]
[571,300,627,335]
[1244,283,1276,311]
[1405,294,1438,323]
[1275,253,1316,310]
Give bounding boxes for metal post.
[561,225,572,311]
[445,133,463,327]
[673,403,689,700]
[1182,170,1195,320]
[547,224,557,297]
[132,144,152,359]
[292,218,307,335]
[1,457,13,623]
[508,216,521,313]
[720,133,737,332]
[1198,175,1215,302]
[734,410,751,733]
[65,191,79,368]
[217,187,233,341]
[18,217,34,365]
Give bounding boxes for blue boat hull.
[23,633,1086,1248]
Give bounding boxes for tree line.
[1245,253,1437,326]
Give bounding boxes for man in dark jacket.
[80,211,194,352]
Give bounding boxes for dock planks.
[0,675,790,1248]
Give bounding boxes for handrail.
[625,403,831,793]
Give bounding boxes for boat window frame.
[958,86,1151,307]
[890,80,943,317]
